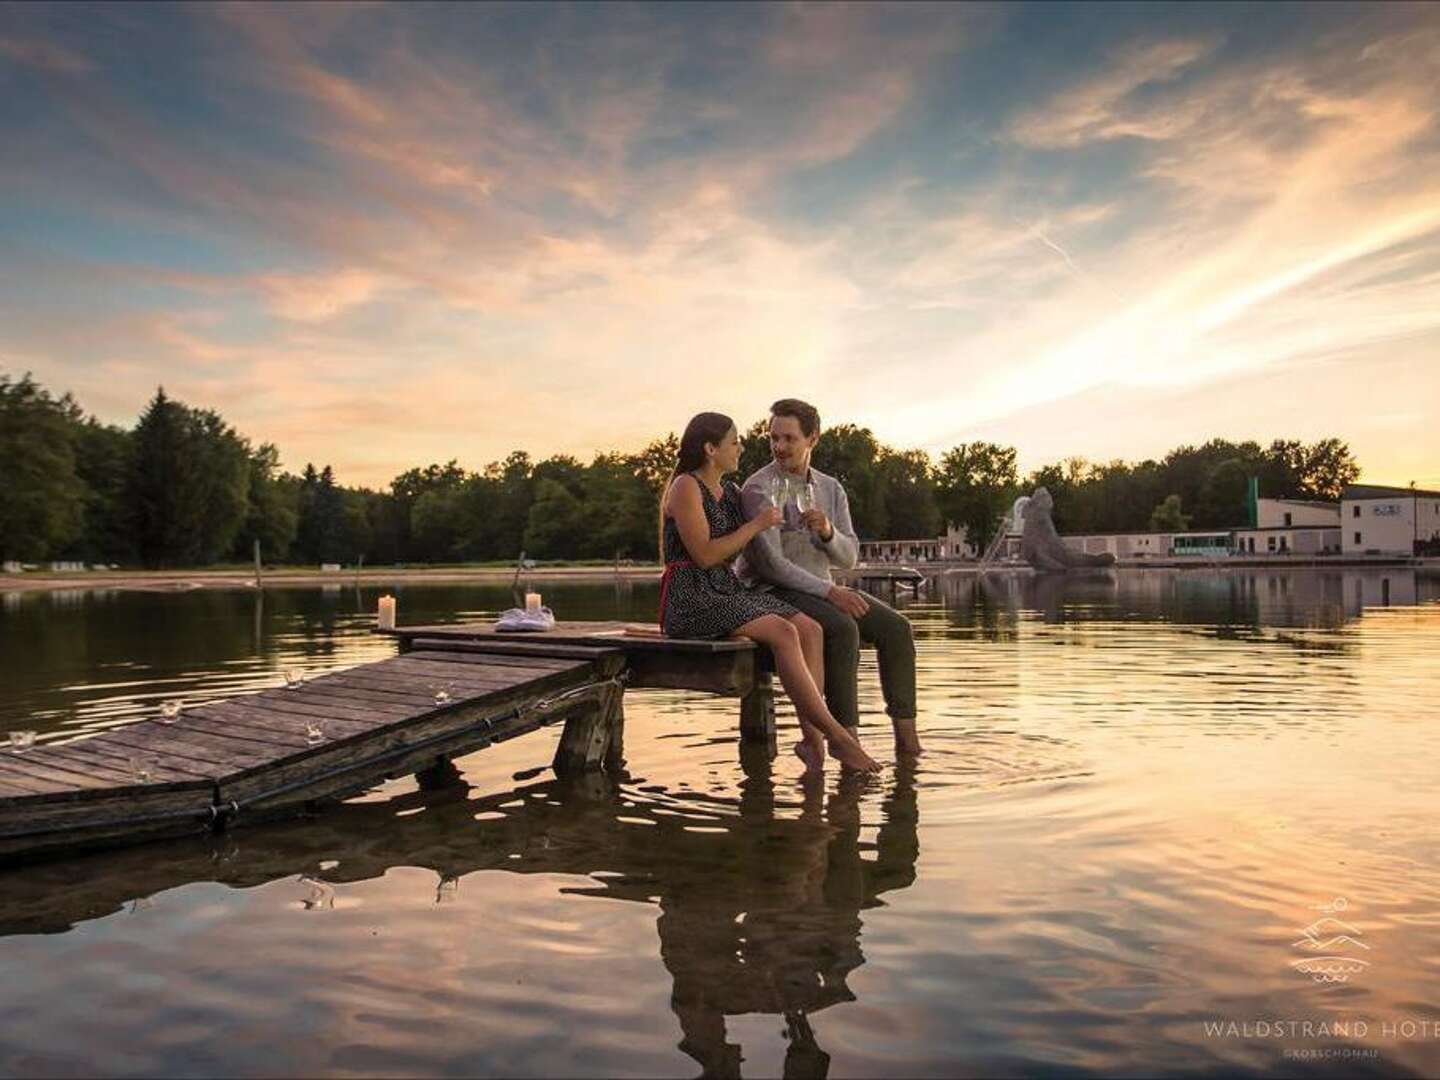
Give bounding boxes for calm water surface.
[2,569,1439,1077]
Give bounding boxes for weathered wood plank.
[552,683,624,776]
[624,648,757,695]
[410,638,625,663]
[385,654,580,682]
[404,648,590,671]
[6,747,157,789]
[195,699,387,736]
[0,752,117,792]
[390,622,754,654]
[738,672,777,754]
[69,729,234,776]
[214,663,596,810]
[89,723,279,771]
[42,739,217,783]
[316,666,541,698]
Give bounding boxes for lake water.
[1,568,1439,1078]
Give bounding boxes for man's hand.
[826,585,869,617]
[800,509,833,541]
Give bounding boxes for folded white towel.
[495,607,556,632]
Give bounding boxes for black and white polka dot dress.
[661,476,796,639]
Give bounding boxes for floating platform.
[0,624,775,864]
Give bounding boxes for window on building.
[1284,512,1292,526]
[1267,536,1277,552]
[1354,531,1362,545]
[1353,505,1361,518]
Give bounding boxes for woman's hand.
[751,503,784,531]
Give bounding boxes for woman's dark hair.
[770,398,820,437]
[659,411,735,555]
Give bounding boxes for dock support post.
[553,683,625,776]
[738,672,776,757]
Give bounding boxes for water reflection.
[0,752,919,1078]
[942,567,1438,631]
[4,570,1440,1076]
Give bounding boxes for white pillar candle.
[377,595,396,630]
[525,591,542,613]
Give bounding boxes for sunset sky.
[2,2,1438,489]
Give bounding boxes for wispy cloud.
[2,2,1438,485]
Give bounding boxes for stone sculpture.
[1020,487,1117,571]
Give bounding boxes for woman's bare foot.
[893,717,924,757]
[793,739,825,778]
[828,732,881,773]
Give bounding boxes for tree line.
[1,372,1361,567]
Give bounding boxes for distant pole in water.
[253,539,262,588]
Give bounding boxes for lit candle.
[377,594,396,630]
[525,591,542,614]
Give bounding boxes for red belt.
[658,560,696,626]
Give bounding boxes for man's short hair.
[770,398,820,438]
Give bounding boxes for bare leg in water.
[733,614,879,774]
[787,613,827,777]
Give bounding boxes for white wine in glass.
[796,482,816,514]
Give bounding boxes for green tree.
[411,486,470,562]
[812,424,885,538]
[68,417,135,564]
[1148,493,1191,531]
[523,478,588,558]
[129,389,249,566]
[738,418,771,480]
[234,443,298,562]
[389,460,468,560]
[484,451,534,561]
[935,441,1018,552]
[0,373,85,561]
[877,449,941,540]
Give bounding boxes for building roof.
[1260,497,1339,509]
[1232,525,1342,533]
[1344,483,1440,500]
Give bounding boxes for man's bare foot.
[828,733,881,773]
[892,718,924,757]
[793,740,825,778]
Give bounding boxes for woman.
[659,412,880,776]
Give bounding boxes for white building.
[859,524,972,563]
[1231,497,1342,555]
[1256,497,1341,529]
[1342,484,1440,556]
[1062,530,1232,559]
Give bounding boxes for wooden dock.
[0,623,774,863]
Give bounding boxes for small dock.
[835,564,927,593]
[1,623,776,863]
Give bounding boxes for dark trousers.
[771,587,916,728]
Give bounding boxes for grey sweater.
[735,462,859,598]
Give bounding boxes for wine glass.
[305,722,326,746]
[795,482,816,514]
[159,700,182,724]
[433,684,453,707]
[129,756,154,784]
[8,730,35,754]
[284,669,306,691]
[767,473,791,509]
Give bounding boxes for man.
[736,399,921,755]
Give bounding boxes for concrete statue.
[1020,487,1117,571]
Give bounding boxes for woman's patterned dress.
[661,475,796,639]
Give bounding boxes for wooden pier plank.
[388,621,755,654]
[3,623,762,860]
[42,739,216,784]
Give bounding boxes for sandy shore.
[0,565,665,594]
